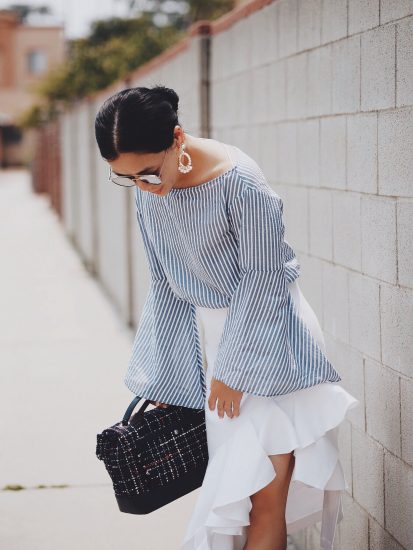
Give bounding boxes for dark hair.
[94,84,180,161]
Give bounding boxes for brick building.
[0,10,65,166]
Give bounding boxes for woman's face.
[108,138,180,197]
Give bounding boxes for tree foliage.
[3,4,50,23]
[18,0,235,128]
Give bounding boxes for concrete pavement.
[0,169,199,549]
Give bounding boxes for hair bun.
[152,85,179,113]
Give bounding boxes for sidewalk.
[0,170,199,549]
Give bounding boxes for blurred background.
[0,1,412,549]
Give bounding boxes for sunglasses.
[108,148,169,187]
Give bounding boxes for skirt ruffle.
[181,279,360,549]
[180,381,359,550]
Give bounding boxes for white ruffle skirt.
[180,279,360,550]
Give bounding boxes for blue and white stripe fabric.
[124,145,341,409]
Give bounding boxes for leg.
[244,451,295,550]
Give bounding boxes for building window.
[27,50,47,75]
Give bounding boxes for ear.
[173,125,184,149]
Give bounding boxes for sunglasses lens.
[111,176,134,186]
[139,175,162,185]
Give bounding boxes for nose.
[135,180,161,193]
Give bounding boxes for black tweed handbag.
[95,395,209,514]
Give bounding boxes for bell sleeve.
[211,186,296,396]
[123,192,205,409]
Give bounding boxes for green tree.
[2,4,51,23]
[18,0,235,128]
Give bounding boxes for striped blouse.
[124,144,341,409]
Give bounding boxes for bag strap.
[121,396,152,426]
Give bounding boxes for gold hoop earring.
[178,142,192,174]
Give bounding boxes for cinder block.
[307,45,333,117]
[352,427,385,525]
[230,17,252,75]
[281,190,308,264]
[213,30,235,82]
[251,65,269,125]
[295,254,324,323]
[250,5,278,67]
[321,0,348,44]
[381,282,413,378]
[361,195,397,284]
[332,36,361,114]
[233,72,251,127]
[337,418,353,496]
[396,16,413,107]
[263,2,279,64]
[298,0,322,51]
[276,121,298,184]
[380,0,413,24]
[369,516,406,550]
[320,116,346,189]
[384,450,413,549]
[347,112,378,194]
[260,123,278,185]
[401,377,413,467]
[378,108,413,197]
[249,125,263,167]
[348,272,381,361]
[210,80,226,129]
[309,188,333,261]
[278,0,299,59]
[322,263,349,344]
[324,334,365,431]
[230,125,248,152]
[365,359,401,455]
[332,191,362,271]
[348,0,380,34]
[361,25,396,111]
[398,200,413,288]
[297,118,320,187]
[284,186,309,253]
[210,32,225,82]
[268,60,287,122]
[338,491,369,550]
[286,52,307,120]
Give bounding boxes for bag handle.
[121,396,152,426]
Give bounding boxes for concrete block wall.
[210,1,413,548]
[59,26,210,327]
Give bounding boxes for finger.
[208,394,216,411]
[224,400,234,418]
[217,399,225,418]
[233,400,240,417]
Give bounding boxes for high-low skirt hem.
[180,381,359,550]
[180,279,360,550]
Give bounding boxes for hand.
[208,377,243,419]
[149,400,169,409]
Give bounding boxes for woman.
[94,85,359,550]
